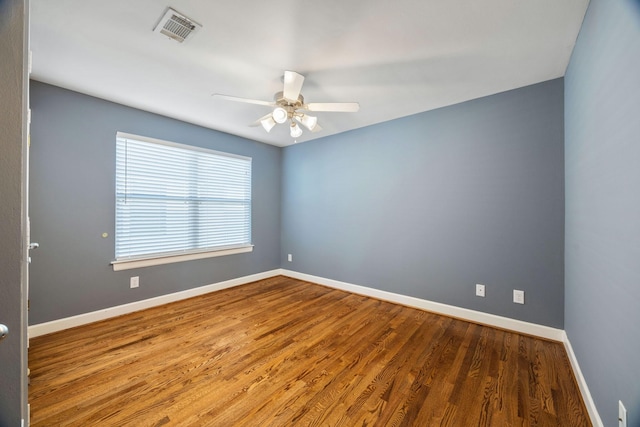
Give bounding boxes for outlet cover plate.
[130,276,139,288]
[475,284,485,297]
[513,289,525,304]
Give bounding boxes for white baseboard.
[30,268,564,341]
[28,269,281,338]
[562,332,604,427]
[280,269,565,341]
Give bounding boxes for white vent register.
[154,8,201,43]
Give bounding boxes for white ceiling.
[30,0,589,147]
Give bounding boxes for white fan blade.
[283,71,305,102]
[304,102,360,112]
[213,94,275,107]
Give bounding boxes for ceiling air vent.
[153,8,201,43]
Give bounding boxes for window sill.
[111,245,254,271]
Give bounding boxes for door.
[0,0,30,425]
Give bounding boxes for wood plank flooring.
[29,276,591,426]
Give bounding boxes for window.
[112,132,252,271]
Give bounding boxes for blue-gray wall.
[0,0,28,424]
[281,79,565,328]
[565,0,640,425]
[28,81,281,324]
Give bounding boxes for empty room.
[1,0,639,426]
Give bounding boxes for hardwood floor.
[29,276,591,426]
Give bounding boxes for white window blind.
[115,133,252,261]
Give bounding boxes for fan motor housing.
[274,91,304,108]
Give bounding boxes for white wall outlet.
[513,289,525,304]
[475,284,485,297]
[619,400,627,427]
[287,254,292,262]
[130,276,139,288]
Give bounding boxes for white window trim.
[111,244,253,271]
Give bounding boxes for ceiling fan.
[213,71,359,138]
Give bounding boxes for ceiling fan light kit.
[214,70,359,140]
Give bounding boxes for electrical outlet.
[513,289,525,304]
[619,400,627,427]
[475,284,485,297]
[288,254,292,262]
[130,276,139,288]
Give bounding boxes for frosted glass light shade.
[260,116,276,132]
[290,122,303,138]
[297,114,318,131]
[272,107,288,124]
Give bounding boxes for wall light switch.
[475,284,485,297]
[287,254,292,262]
[130,276,139,288]
[513,289,525,304]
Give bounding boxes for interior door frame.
[22,4,31,421]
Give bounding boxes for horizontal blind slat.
[115,135,252,259]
